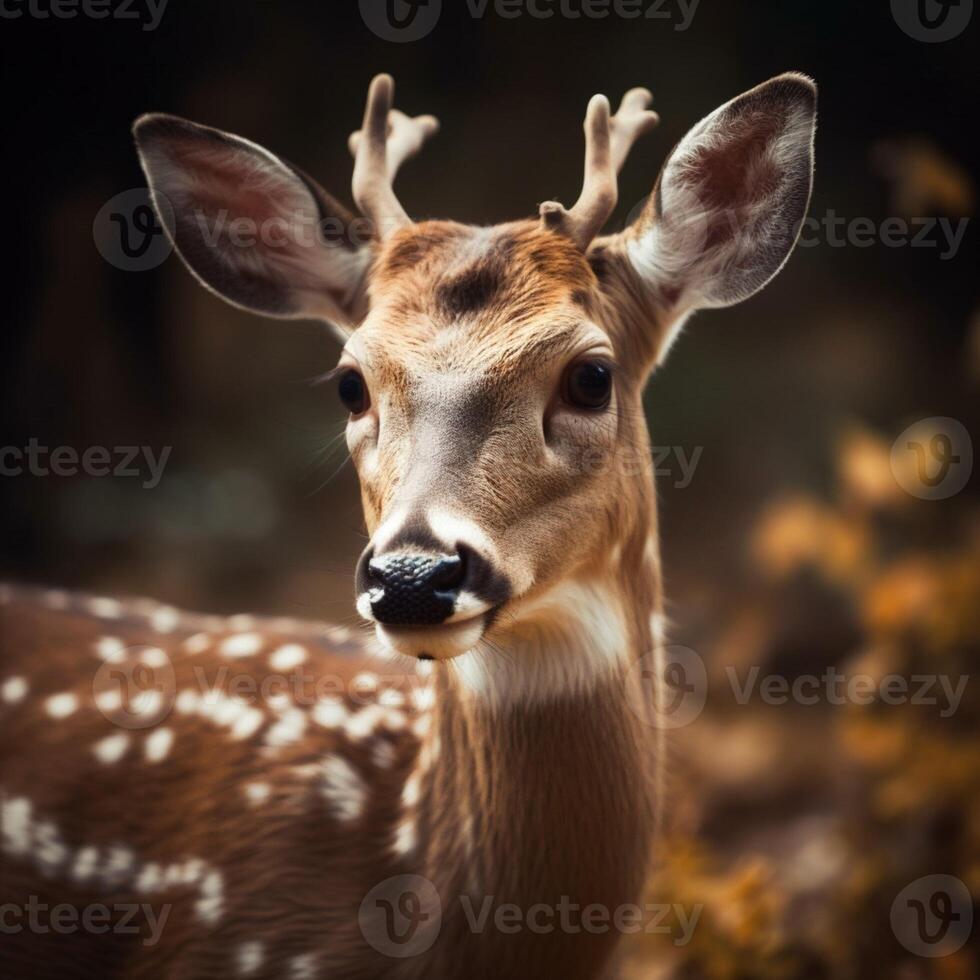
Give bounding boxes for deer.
[0,73,816,979]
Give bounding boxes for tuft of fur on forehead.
[370,220,602,353]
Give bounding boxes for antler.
[540,88,659,250]
[349,74,439,239]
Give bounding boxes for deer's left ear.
[595,73,816,360]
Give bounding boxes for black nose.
[363,552,466,626]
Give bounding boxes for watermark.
[359,0,442,42]
[890,417,973,500]
[358,875,701,957]
[626,645,708,730]
[891,0,973,42]
[891,875,973,957]
[0,0,169,30]
[0,896,170,947]
[462,0,699,29]
[93,188,174,272]
[359,0,699,40]
[727,666,969,719]
[93,646,176,730]
[796,212,970,260]
[624,192,972,263]
[0,441,171,490]
[359,875,443,958]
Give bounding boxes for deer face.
[339,220,652,659]
[135,73,816,666]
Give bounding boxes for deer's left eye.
[338,369,370,415]
[563,360,613,411]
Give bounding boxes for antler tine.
[541,88,659,249]
[349,74,439,240]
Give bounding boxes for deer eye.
[338,369,370,415]
[563,360,613,411]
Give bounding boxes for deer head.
[134,73,816,693]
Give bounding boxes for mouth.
[373,612,490,662]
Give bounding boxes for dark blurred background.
[2,1,978,976]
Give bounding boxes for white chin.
[375,617,486,661]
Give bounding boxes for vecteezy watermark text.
[1,441,171,490]
[0,0,169,30]
[0,896,170,947]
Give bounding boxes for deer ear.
[133,113,373,336]
[603,73,816,355]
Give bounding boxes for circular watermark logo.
[890,417,972,500]
[92,646,176,729]
[626,645,707,729]
[891,0,973,41]
[890,875,973,957]
[93,188,174,272]
[358,874,442,958]
[359,0,442,42]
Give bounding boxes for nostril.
[364,551,463,627]
[430,555,465,592]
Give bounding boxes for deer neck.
[401,547,662,976]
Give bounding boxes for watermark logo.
[358,875,442,958]
[890,417,972,500]
[891,875,973,956]
[93,188,174,272]
[0,0,170,30]
[93,646,176,730]
[626,645,707,729]
[892,0,973,41]
[360,0,442,41]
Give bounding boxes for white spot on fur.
[136,862,165,893]
[393,816,417,856]
[45,692,79,719]
[183,632,211,655]
[145,727,175,763]
[372,741,397,769]
[150,606,180,633]
[220,633,263,658]
[264,708,307,749]
[0,797,32,857]
[243,782,271,806]
[93,733,131,764]
[289,953,318,980]
[1,676,28,705]
[139,647,170,668]
[102,845,135,888]
[269,643,307,671]
[378,687,405,708]
[95,636,126,662]
[351,672,378,696]
[312,700,348,729]
[345,704,388,741]
[320,756,367,822]
[175,689,200,714]
[89,596,123,619]
[95,687,123,714]
[402,774,421,808]
[237,941,266,976]
[231,706,265,741]
[196,870,225,924]
[132,689,164,719]
[72,846,99,884]
[35,820,68,876]
[227,614,257,631]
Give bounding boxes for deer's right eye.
[338,369,370,416]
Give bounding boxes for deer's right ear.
[134,113,373,336]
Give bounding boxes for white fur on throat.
[448,578,630,708]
